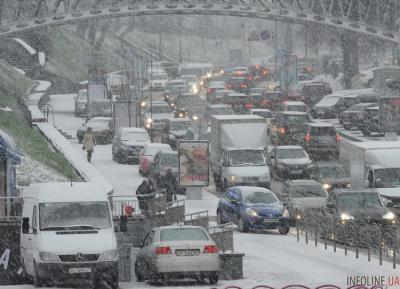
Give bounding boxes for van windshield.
[40,201,112,230]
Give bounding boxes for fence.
[184,210,209,230]
[0,197,23,221]
[296,208,398,268]
[209,223,234,253]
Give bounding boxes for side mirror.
[387,201,394,208]
[119,215,128,232]
[231,199,240,205]
[364,179,370,188]
[22,217,30,234]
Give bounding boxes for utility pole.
[179,19,182,63]
[274,20,278,81]
[150,56,153,142]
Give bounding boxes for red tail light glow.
[305,133,311,143]
[245,103,253,109]
[279,127,285,134]
[207,88,214,94]
[336,134,341,142]
[155,246,172,255]
[204,245,218,253]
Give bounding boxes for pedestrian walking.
[163,168,177,203]
[136,178,155,214]
[82,127,96,163]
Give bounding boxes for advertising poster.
[178,141,209,187]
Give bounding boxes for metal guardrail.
[110,190,166,217]
[209,223,234,253]
[0,197,23,221]
[184,210,209,230]
[296,208,398,268]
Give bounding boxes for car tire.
[209,273,219,285]
[238,218,249,233]
[135,262,145,282]
[217,210,225,225]
[278,225,290,235]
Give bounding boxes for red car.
[138,143,173,176]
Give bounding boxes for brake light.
[155,246,172,255]
[245,103,253,109]
[248,76,254,81]
[204,245,218,253]
[279,127,285,134]
[336,134,341,142]
[207,88,213,94]
[305,133,311,143]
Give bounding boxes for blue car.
[216,186,290,234]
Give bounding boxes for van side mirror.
[387,201,394,208]
[119,215,128,232]
[22,217,30,234]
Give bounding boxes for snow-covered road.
[39,93,400,289]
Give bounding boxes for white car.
[150,73,169,90]
[143,101,174,130]
[134,225,220,284]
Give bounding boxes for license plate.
[175,249,200,256]
[264,219,278,224]
[68,268,91,274]
[291,170,302,174]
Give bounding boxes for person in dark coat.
[163,168,177,203]
[136,179,155,214]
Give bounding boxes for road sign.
[248,30,260,41]
[260,30,275,41]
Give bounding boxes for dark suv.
[301,123,340,159]
[271,111,310,145]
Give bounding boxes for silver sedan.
[134,225,220,284]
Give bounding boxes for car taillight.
[155,246,172,255]
[204,245,218,253]
[248,76,254,81]
[279,127,285,134]
[304,133,311,143]
[336,134,341,142]
[245,103,253,109]
[207,88,214,94]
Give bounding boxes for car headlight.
[323,183,332,191]
[283,209,290,218]
[230,175,237,182]
[165,95,169,99]
[39,252,59,262]
[246,208,258,217]
[192,115,199,121]
[340,212,354,221]
[346,183,351,189]
[146,118,152,124]
[206,72,212,78]
[383,211,396,220]
[99,250,118,261]
[192,85,198,94]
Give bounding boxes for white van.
[20,182,119,288]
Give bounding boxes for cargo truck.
[210,115,270,190]
[341,140,400,216]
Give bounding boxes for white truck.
[210,115,270,190]
[20,182,119,288]
[341,139,400,215]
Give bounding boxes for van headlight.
[323,183,332,191]
[340,212,354,221]
[383,211,396,220]
[229,175,237,182]
[246,208,258,217]
[99,250,118,261]
[39,252,59,262]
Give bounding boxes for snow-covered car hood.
[227,165,269,177]
[290,197,327,209]
[39,229,116,254]
[278,158,311,166]
[375,187,400,199]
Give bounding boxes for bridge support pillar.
[341,33,359,89]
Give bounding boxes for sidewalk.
[25,81,113,192]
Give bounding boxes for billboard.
[178,141,209,187]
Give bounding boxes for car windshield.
[229,150,266,166]
[374,168,400,188]
[253,111,273,118]
[290,185,327,198]
[287,105,306,112]
[121,132,149,142]
[91,102,111,110]
[152,74,168,80]
[310,127,336,136]
[276,149,306,159]
[282,114,308,123]
[160,228,209,241]
[86,119,109,128]
[181,76,196,82]
[170,121,191,130]
[160,154,178,166]
[318,166,349,179]
[242,191,278,204]
[337,193,383,209]
[149,105,170,114]
[40,201,112,230]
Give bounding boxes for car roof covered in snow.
[24,182,112,203]
[306,122,335,127]
[212,114,263,120]
[280,111,308,116]
[276,145,304,150]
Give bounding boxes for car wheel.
[238,218,249,233]
[217,210,225,225]
[135,262,145,282]
[209,273,219,285]
[278,225,290,235]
